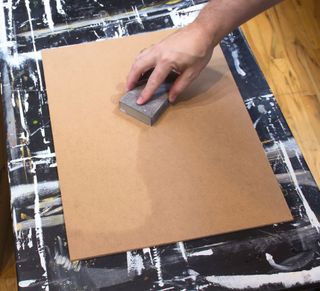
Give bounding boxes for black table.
[1,1,320,290]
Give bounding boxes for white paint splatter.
[54,253,81,271]
[189,249,213,257]
[257,104,267,114]
[25,0,44,91]
[279,141,320,232]
[231,49,246,77]
[0,0,9,56]
[170,3,205,27]
[42,0,54,30]
[253,116,261,128]
[177,241,188,262]
[132,5,143,26]
[33,174,49,290]
[55,0,65,15]
[93,0,103,7]
[27,228,33,248]
[206,265,320,289]
[127,251,145,276]
[152,247,164,287]
[17,91,30,142]
[19,280,37,287]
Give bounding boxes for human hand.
[126,22,216,104]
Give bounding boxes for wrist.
[192,13,224,48]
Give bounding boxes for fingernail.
[169,95,176,103]
[137,97,143,105]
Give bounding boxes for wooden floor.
[0,0,319,289]
[0,231,17,291]
[241,0,320,187]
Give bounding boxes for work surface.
[1,1,320,290]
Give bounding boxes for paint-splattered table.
[1,1,320,290]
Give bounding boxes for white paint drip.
[265,253,292,272]
[40,127,51,144]
[253,116,261,128]
[6,0,13,40]
[17,91,30,142]
[132,5,143,26]
[54,253,81,271]
[42,0,54,30]
[27,228,33,248]
[177,242,188,262]
[25,0,44,91]
[170,3,205,27]
[23,92,29,112]
[33,174,49,290]
[93,0,103,7]
[19,280,37,287]
[152,247,164,287]
[279,141,320,232]
[93,30,100,39]
[189,249,213,257]
[0,0,9,56]
[55,0,65,15]
[126,251,145,276]
[231,49,246,77]
[206,265,320,289]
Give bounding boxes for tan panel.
[42,29,292,261]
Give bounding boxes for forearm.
[194,0,283,47]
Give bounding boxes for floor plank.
[0,229,17,291]
[241,0,320,186]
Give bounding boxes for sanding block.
[119,70,178,125]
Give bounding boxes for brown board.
[42,29,292,261]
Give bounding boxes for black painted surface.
[0,1,319,290]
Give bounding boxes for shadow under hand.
[174,67,225,108]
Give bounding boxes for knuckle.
[147,77,158,88]
[131,62,140,71]
[159,52,175,66]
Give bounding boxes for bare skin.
[127,0,282,105]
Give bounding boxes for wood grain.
[241,0,320,187]
[0,232,17,291]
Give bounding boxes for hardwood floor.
[0,0,319,289]
[0,231,17,291]
[241,0,320,186]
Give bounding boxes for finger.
[168,69,199,103]
[137,63,172,105]
[126,55,155,91]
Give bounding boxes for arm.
[127,0,282,104]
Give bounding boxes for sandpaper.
[42,29,292,261]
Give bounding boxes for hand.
[126,22,216,104]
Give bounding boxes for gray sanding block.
[119,83,170,126]
[119,70,178,126]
